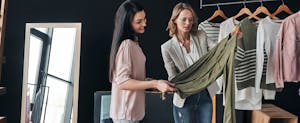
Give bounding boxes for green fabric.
[171,34,237,123]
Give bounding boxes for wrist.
[151,80,158,89]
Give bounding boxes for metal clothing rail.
[200,0,278,9]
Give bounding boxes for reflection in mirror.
[21,23,81,123]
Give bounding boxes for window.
[29,27,76,123]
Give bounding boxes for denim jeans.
[173,89,212,123]
[112,119,139,123]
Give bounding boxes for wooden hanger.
[207,4,228,22]
[249,1,279,20]
[233,2,260,20]
[272,0,294,17]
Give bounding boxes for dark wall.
[0,0,299,123]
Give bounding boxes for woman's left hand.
[155,80,176,93]
[231,26,243,40]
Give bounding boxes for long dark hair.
[109,0,144,82]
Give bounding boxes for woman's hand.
[154,80,176,93]
[230,26,243,40]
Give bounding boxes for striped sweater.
[198,20,220,49]
[235,18,258,89]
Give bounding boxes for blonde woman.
[161,2,219,123]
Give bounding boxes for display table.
[252,104,298,123]
[94,91,174,123]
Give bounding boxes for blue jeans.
[112,119,139,123]
[173,89,212,123]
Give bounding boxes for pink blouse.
[110,39,146,121]
[274,11,300,88]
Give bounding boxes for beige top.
[110,39,146,121]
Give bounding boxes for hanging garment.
[235,18,276,110]
[198,20,220,49]
[217,18,276,110]
[274,11,300,88]
[235,18,257,89]
[216,18,240,93]
[171,34,237,123]
[256,17,281,92]
[240,18,277,87]
[218,18,239,42]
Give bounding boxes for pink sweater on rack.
[274,11,300,88]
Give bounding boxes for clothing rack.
[200,0,278,9]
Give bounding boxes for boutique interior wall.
[0,0,299,123]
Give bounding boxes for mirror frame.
[20,23,81,123]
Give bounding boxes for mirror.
[20,23,81,123]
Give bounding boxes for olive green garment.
[171,34,237,123]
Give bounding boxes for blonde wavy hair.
[167,2,199,37]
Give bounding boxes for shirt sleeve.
[113,41,133,84]
[274,21,285,88]
[255,22,265,92]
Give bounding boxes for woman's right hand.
[154,80,176,93]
